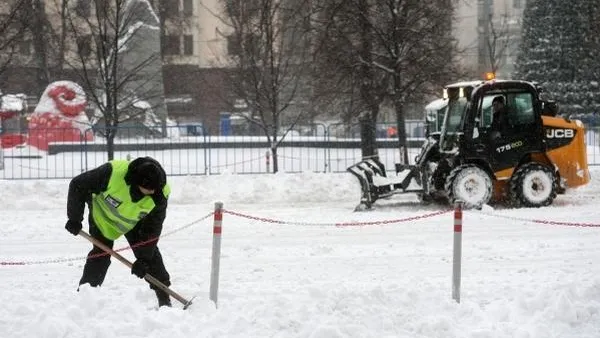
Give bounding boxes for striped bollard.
[265,150,271,173]
[209,201,223,307]
[452,200,463,303]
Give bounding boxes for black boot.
[79,256,111,287]
[155,289,172,307]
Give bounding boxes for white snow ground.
[1,168,600,338]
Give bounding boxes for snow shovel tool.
[78,230,194,310]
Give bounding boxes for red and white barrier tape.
[7,207,594,267]
[161,212,214,237]
[223,209,451,227]
[0,213,214,266]
[473,210,600,228]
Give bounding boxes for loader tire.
[509,163,557,208]
[445,164,492,209]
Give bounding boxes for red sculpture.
[27,81,93,151]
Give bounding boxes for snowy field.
[1,167,600,337]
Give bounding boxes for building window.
[77,35,92,58]
[183,0,193,17]
[183,35,193,55]
[513,0,522,8]
[163,35,180,55]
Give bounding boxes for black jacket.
[67,159,168,259]
[491,109,510,134]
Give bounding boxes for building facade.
[0,0,233,134]
[454,0,527,79]
[153,0,231,133]
[1,0,528,134]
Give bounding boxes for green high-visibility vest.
[91,160,170,240]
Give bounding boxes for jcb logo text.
[546,129,574,138]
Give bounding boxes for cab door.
[486,91,543,172]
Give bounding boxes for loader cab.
[458,80,545,172]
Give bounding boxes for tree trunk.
[394,103,409,165]
[271,147,279,173]
[55,0,69,78]
[107,137,115,161]
[359,113,377,160]
[357,0,379,160]
[30,0,50,84]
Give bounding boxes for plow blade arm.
[347,158,422,210]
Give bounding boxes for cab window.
[508,92,535,125]
[477,91,535,128]
[479,95,495,127]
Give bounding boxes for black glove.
[131,259,149,279]
[65,220,82,236]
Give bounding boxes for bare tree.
[1,0,73,92]
[306,2,363,125]
[21,0,52,84]
[61,0,167,160]
[44,0,71,79]
[217,0,314,173]
[371,0,459,164]
[312,0,459,163]
[481,12,510,76]
[311,0,388,160]
[0,0,29,77]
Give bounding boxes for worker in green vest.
[65,156,173,307]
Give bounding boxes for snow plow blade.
[347,158,423,210]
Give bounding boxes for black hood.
[124,156,167,191]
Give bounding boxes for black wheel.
[509,163,557,207]
[445,164,493,209]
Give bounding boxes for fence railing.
[1,122,599,180]
[0,122,424,179]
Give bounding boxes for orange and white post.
[452,200,463,303]
[210,201,223,307]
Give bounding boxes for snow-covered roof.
[1,94,26,112]
[166,97,193,104]
[445,80,484,88]
[424,98,447,111]
[133,100,152,109]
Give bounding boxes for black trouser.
[79,220,171,293]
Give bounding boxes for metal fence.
[1,121,600,180]
[0,122,424,179]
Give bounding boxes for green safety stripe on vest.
[97,192,139,227]
[92,196,135,234]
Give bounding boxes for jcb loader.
[347,80,590,210]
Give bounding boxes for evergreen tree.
[515,0,600,114]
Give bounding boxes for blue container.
[220,113,231,136]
